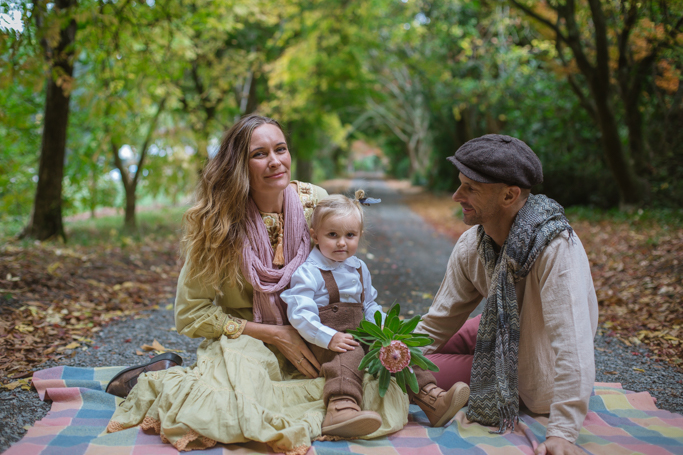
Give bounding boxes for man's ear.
[502,185,522,207]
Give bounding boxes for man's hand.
[535,436,585,455]
[328,332,360,353]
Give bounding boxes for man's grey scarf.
[466,194,573,433]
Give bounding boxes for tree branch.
[367,97,410,143]
[111,140,131,191]
[132,97,167,188]
[587,0,611,90]
[558,0,596,83]
[508,0,569,44]
[554,35,597,121]
[510,0,595,82]
[319,111,372,156]
[567,72,598,121]
[617,0,639,72]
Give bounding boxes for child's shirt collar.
[308,246,362,271]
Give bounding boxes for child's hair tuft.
[310,191,367,234]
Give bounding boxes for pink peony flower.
[379,340,411,373]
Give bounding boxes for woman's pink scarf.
[241,184,311,325]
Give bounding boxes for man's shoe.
[411,382,469,427]
[105,352,182,398]
[321,395,383,438]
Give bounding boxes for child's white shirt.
[281,247,385,349]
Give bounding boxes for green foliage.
[1,204,186,246]
[1,0,681,225]
[59,206,185,247]
[565,206,683,230]
[0,22,44,223]
[348,303,437,397]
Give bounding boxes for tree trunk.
[111,98,166,232]
[21,0,77,241]
[592,91,644,208]
[112,141,138,233]
[90,165,97,219]
[238,70,253,116]
[623,98,646,173]
[332,147,344,176]
[619,56,657,176]
[405,142,415,177]
[245,71,259,115]
[123,182,136,231]
[296,158,313,183]
[454,114,471,150]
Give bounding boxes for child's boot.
[411,382,470,427]
[321,395,383,437]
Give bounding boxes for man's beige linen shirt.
[416,227,598,442]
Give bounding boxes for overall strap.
[319,269,340,303]
[357,266,365,303]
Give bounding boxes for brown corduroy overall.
[306,268,368,406]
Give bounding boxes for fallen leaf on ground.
[47,262,62,275]
[1,378,31,390]
[0,235,181,383]
[140,339,167,352]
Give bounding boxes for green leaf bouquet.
[347,304,439,397]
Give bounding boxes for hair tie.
[354,189,381,206]
[357,196,381,206]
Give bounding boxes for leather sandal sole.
[434,383,470,427]
[322,414,383,438]
[105,352,183,395]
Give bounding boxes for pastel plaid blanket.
[6,366,683,454]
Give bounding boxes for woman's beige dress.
[106,182,409,453]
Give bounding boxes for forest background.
[1,0,682,241]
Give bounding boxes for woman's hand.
[244,322,321,378]
[269,325,322,378]
[328,332,360,353]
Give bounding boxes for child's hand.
[328,332,360,353]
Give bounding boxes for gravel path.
[347,178,483,318]
[1,178,682,453]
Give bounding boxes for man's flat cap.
[447,134,543,188]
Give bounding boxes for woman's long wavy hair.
[181,114,284,294]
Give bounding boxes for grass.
[2,200,681,248]
[1,205,187,248]
[565,206,683,229]
[65,206,187,246]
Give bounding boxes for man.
[415,134,598,455]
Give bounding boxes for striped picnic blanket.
[6,366,683,454]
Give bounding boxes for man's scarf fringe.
[466,194,573,434]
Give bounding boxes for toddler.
[281,190,469,438]
[281,190,385,438]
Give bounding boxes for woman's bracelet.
[223,316,247,339]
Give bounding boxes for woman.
[106,115,408,453]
